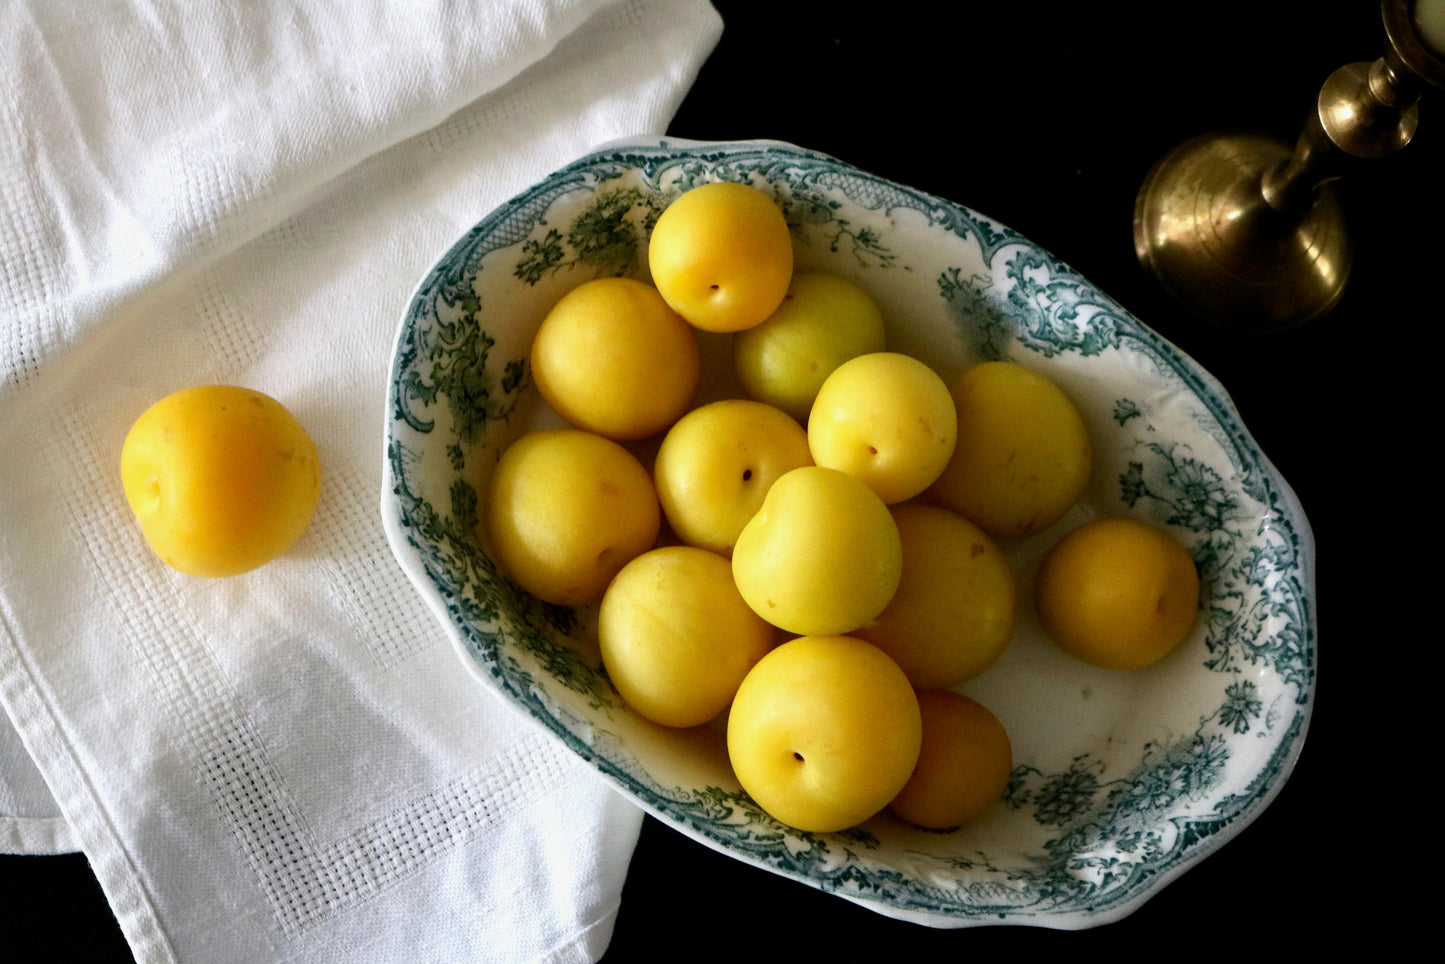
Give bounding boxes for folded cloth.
[0,1,721,960]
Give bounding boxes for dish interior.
[384,138,1315,928]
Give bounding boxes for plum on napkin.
[0,1,721,960]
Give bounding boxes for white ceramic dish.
[382,137,1316,929]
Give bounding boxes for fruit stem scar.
[792,751,805,762]
[742,468,753,481]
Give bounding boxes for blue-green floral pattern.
[383,138,1316,929]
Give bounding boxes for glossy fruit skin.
[887,690,1013,830]
[530,277,700,441]
[855,504,1015,689]
[120,385,322,577]
[727,635,922,833]
[1034,517,1201,670]
[927,361,1091,539]
[647,181,793,333]
[732,272,887,421]
[730,466,902,637]
[653,399,813,557]
[599,545,775,728]
[807,351,957,505]
[484,428,660,606]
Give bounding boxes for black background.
[4,1,1432,958]
[612,0,1430,956]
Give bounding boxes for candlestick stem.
[1133,0,1443,331]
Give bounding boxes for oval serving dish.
[382,137,1316,929]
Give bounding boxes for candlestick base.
[1132,133,1351,333]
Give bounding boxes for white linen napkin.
[0,1,721,960]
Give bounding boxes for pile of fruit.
[484,181,1201,834]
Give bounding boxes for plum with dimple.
[727,635,921,834]
[647,181,793,333]
[653,398,813,558]
[730,466,901,637]
[807,351,957,505]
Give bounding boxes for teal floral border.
[384,139,1315,926]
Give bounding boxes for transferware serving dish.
[382,137,1315,929]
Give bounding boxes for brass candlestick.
[1133,0,1445,331]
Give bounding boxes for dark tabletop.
[6,1,1430,957]
[610,0,1428,956]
